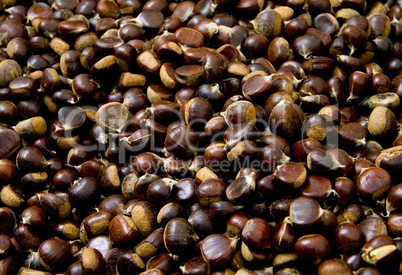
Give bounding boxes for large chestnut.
[199,234,238,268]
[38,237,72,272]
[294,234,330,265]
[163,218,199,255]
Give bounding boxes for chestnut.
[0,60,23,87]
[87,235,113,259]
[146,178,177,205]
[306,148,345,174]
[164,125,198,158]
[272,220,296,252]
[185,97,214,130]
[334,177,356,206]
[37,192,71,220]
[224,123,259,149]
[367,107,397,139]
[171,177,196,204]
[69,177,100,207]
[21,206,47,228]
[268,99,305,138]
[226,212,252,238]
[356,167,391,200]
[374,145,402,178]
[386,183,402,211]
[196,178,226,206]
[188,208,214,236]
[0,207,16,236]
[157,202,184,226]
[81,247,106,275]
[251,9,282,39]
[13,223,42,250]
[116,253,145,275]
[200,234,238,268]
[241,241,275,264]
[146,253,175,274]
[358,216,387,242]
[289,196,323,230]
[295,234,330,265]
[181,256,210,275]
[131,200,157,236]
[241,218,271,250]
[100,163,122,195]
[275,161,307,189]
[221,101,256,127]
[361,235,398,267]
[209,201,241,221]
[81,210,114,242]
[387,212,402,236]
[163,218,199,255]
[268,37,290,67]
[135,228,164,259]
[341,25,368,55]
[333,222,364,254]
[226,170,257,203]
[132,152,164,175]
[300,175,332,205]
[0,129,21,159]
[317,258,353,275]
[108,214,139,246]
[95,102,132,133]
[38,237,72,272]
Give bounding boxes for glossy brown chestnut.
[108,214,139,246]
[196,178,226,207]
[38,237,72,272]
[356,167,392,200]
[241,218,271,250]
[361,235,398,267]
[135,228,164,259]
[333,222,364,254]
[317,258,353,275]
[294,234,330,265]
[163,218,199,255]
[200,234,238,268]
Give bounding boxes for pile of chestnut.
[1,0,402,274]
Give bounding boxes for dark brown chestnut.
[146,253,175,274]
[333,222,364,254]
[21,206,47,228]
[271,220,297,252]
[0,129,21,158]
[164,125,198,158]
[69,177,100,207]
[0,207,16,236]
[356,167,391,200]
[289,196,323,230]
[361,235,398,267]
[294,234,330,265]
[241,218,272,250]
[81,210,114,242]
[196,178,226,206]
[37,192,71,220]
[108,214,139,247]
[317,258,353,275]
[268,99,305,138]
[200,234,238,268]
[38,237,72,272]
[163,217,199,255]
